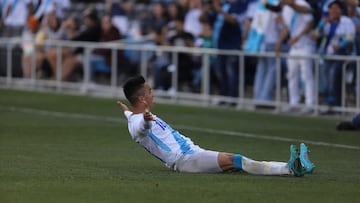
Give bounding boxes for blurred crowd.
[0,0,359,112]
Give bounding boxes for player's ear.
[138,95,145,103]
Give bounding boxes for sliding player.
[117,76,315,176]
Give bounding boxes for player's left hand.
[117,101,129,111]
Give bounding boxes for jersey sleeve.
[127,113,153,140]
[124,110,132,119]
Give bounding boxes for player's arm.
[117,101,152,136]
[117,101,132,118]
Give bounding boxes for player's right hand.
[143,110,154,121]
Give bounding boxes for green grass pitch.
[0,88,359,203]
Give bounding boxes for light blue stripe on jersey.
[290,12,298,34]
[148,132,172,152]
[233,154,243,170]
[171,130,195,155]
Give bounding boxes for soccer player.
[117,76,315,176]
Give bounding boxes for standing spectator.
[0,0,32,37]
[33,0,70,21]
[244,0,281,105]
[198,20,218,93]
[200,0,248,100]
[347,4,360,55]
[321,0,359,15]
[312,0,355,112]
[278,0,316,113]
[184,0,203,42]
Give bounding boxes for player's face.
[143,83,154,109]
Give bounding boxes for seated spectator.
[58,16,80,41]
[90,14,124,81]
[105,0,129,36]
[168,15,199,91]
[149,26,172,91]
[140,2,167,36]
[45,8,101,81]
[22,13,62,78]
[165,2,179,40]
[336,112,360,131]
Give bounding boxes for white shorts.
[174,150,222,173]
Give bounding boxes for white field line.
[4,106,360,151]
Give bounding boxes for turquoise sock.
[233,154,243,170]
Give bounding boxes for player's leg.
[175,150,223,173]
[219,145,306,176]
[229,153,290,175]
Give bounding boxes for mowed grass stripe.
[3,106,359,151]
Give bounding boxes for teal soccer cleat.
[299,143,315,173]
[288,145,306,177]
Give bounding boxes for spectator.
[278,0,316,114]
[22,13,62,78]
[105,0,129,36]
[321,0,359,15]
[168,15,199,91]
[347,4,360,55]
[347,4,360,97]
[0,0,32,37]
[149,26,172,91]
[91,14,124,81]
[244,0,282,105]
[336,112,360,130]
[140,2,167,36]
[200,0,248,100]
[312,0,355,112]
[177,0,189,19]
[165,2,179,39]
[33,0,71,21]
[184,0,203,41]
[58,16,80,41]
[198,20,218,93]
[45,8,101,81]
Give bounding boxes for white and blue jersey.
[124,111,203,169]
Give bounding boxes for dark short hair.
[328,0,344,10]
[123,76,146,105]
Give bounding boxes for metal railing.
[0,37,359,115]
